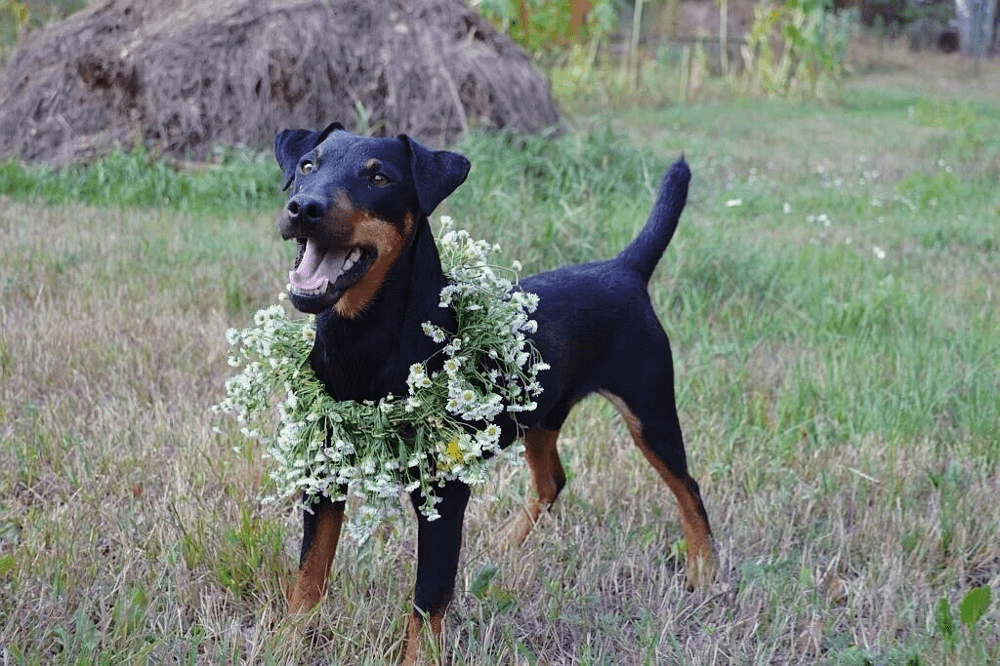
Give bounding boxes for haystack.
[0,0,561,164]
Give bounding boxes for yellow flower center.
[444,438,462,463]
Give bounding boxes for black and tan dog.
[272,123,715,662]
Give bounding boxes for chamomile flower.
[443,357,462,376]
[216,216,548,543]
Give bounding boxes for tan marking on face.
[315,144,323,161]
[334,211,415,319]
[363,157,381,170]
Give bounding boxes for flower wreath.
[216,217,549,541]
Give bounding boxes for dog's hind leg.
[287,494,345,612]
[502,426,566,546]
[402,479,471,665]
[602,389,716,588]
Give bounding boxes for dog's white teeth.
[289,275,330,297]
[342,248,362,271]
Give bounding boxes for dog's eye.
[299,160,314,176]
[371,173,389,187]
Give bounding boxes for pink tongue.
[289,240,347,291]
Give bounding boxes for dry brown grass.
[2,60,998,660]
[2,195,995,663]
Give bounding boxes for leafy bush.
[741,0,856,98]
[474,0,617,58]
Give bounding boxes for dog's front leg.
[288,493,345,613]
[401,478,471,665]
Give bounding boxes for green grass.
[0,146,284,215]
[2,54,999,664]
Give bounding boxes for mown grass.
[1,55,998,664]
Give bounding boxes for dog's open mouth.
[288,238,374,302]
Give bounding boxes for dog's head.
[273,123,471,317]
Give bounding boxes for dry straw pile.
[0,0,560,164]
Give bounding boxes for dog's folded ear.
[401,135,472,217]
[274,122,345,190]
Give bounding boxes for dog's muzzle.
[281,195,375,313]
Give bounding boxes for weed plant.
[1,58,998,663]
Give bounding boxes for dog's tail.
[616,157,690,285]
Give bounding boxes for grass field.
[1,51,998,664]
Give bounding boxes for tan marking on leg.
[287,500,345,613]
[335,212,412,319]
[401,612,421,666]
[502,426,564,546]
[401,609,445,666]
[603,393,716,588]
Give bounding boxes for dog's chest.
[309,322,444,404]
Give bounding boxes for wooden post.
[719,0,729,76]
[629,0,645,90]
[568,0,592,38]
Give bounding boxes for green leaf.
[936,596,956,642]
[781,23,806,48]
[959,586,992,629]
[470,563,500,599]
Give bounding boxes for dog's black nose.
[286,194,326,226]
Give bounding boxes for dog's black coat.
[271,123,713,659]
